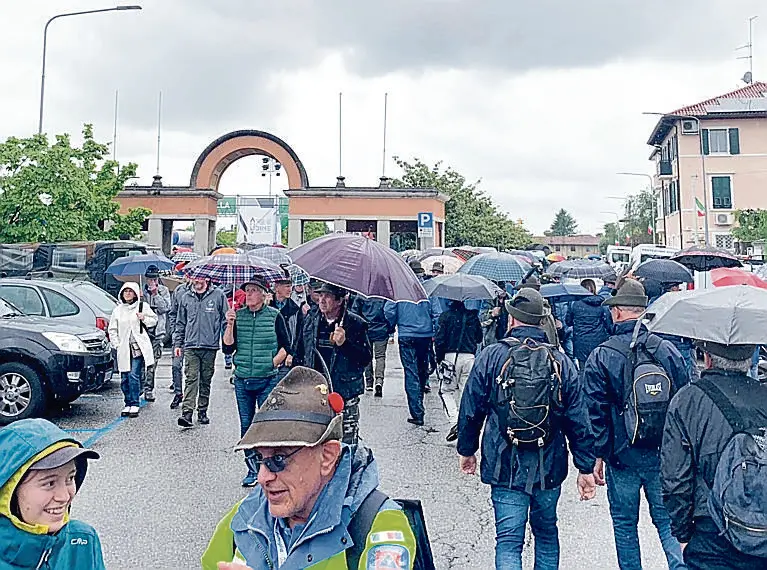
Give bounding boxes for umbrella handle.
[313,348,335,392]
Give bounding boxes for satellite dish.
[742,71,753,84]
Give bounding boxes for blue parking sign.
[418,212,433,237]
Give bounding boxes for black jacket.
[270,297,304,355]
[295,306,372,400]
[582,320,691,469]
[350,297,391,343]
[662,369,767,542]
[565,295,612,363]
[458,326,596,491]
[434,304,482,362]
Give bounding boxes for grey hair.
[708,353,752,373]
[614,305,645,316]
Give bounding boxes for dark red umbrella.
[671,245,742,272]
[290,234,427,302]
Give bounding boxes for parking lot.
[49,346,670,569]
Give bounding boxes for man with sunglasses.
[202,366,416,570]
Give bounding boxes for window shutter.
[728,128,740,154]
[701,129,710,155]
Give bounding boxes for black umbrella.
[634,259,693,284]
[671,245,742,272]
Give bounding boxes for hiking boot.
[446,423,459,442]
[121,406,131,418]
[365,383,374,392]
[407,417,424,427]
[167,383,175,392]
[143,390,155,402]
[128,406,140,418]
[198,411,210,425]
[374,385,383,398]
[241,472,258,487]
[177,413,193,428]
[170,394,182,409]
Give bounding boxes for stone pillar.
[194,218,210,256]
[333,219,347,233]
[147,218,163,248]
[288,219,303,248]
[208,219,217,252]
[376,220,391,248]
[161,220,173,255]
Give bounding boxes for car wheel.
[0,363,46,425]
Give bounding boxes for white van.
[629,244,680,271]
[606,246,631,267]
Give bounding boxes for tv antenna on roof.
[736,15,758,83]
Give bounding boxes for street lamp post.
[38,5,142,135]
[644,112,709,246]
[616,172,658,245]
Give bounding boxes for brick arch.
[189,130,309,191]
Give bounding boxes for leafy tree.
[598,222,625,254]
[303,221,330,242]
[732,209,767,242]
[392,157,531,249]
[0,125,149,243]
[216,228,237,247]
[621,189,655,246]
[548,209,578,236]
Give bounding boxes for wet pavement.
[50,344,669,569]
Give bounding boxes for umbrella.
[634,259,693,284]
[287,264,310,286]
[416,247,457,261]
[458,252,531,284]
[547,259,617,281]
[105,253,174,277]
[423,273,502,301]
[539,283,593,303]
[289,233,427,302]
[646,286,767,345]
[711,267,767,289]
[184,254,284,286]
[248,247,292,266]
[400,249,421,263]
[211,247,238,255]
[546,253,566,263]
[421,255,463,274]
[671,245,742,272]
[172,251,200,263]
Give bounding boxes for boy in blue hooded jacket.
[0,418,104,569]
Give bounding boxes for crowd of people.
[1,252,765,570]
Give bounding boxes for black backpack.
[603,325,673,449]
[697,377,767,557]
[347,490,436,570]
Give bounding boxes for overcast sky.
[1,1,764,234]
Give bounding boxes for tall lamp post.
[616,172,658,245]
[643,112,709,246]
[38,5,142,135]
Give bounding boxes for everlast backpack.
[603,329,672,449]
[494,337,563,491]
[696,377,767,557]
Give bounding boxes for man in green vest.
[202,366,417,570]
[223,277,292,487]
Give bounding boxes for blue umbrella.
[539,283,593,303]
[458,252,531,284]
[634,259,693,284]
[105,253,174,277]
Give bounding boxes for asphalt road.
[50,344,670,569]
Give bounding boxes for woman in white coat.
[108,282,157,418]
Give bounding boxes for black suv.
[0,298,113,424]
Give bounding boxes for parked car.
[0,278,117,334]
[0,298,113,424]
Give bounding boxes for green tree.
[621,189,655,246]
[216,227,237,247]
[732,209,767,242]
[548,209,578,236]
[0,125,149,243]
[303,221,330,242]
[392,157,531,249]
[598,222,624,254]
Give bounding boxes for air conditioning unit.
[681,119,699,135]
[715,213,734,225]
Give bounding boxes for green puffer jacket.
[233,305,280,378]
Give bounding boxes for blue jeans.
[398,337,431,421]
[491,485,561,570]
[606,464,686,570]
[120,356,144,407]
[234,375,280,474]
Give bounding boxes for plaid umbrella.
[421,255,464,274]
[249,247,292,266]
[458,252,531,284]
[547,259,617,281]
[288,264,310,286]
[634,259,693,284]
[671,245,742,272]
[184,254,284,285]
[171,251,200,263]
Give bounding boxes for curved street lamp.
[38,5,142,134]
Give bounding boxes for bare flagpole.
[112,90,119,161]
[338,92,343,179]
[382,92,388,178]
[155,91,162,176]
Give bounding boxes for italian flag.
[695,197,706,217]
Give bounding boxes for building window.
[702,128,740,155]
[711,176,732,209]
[555,246,561,252]
[715,234,734,250]
[570,246,576,252]
[709,129,728,153]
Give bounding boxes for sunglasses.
[246,447,302,474]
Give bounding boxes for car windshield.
[0,298,23,317]
[68,282,118,314]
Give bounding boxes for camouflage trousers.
[342,396,361,445]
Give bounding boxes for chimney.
[336,175,346,188]
[150,174,163,195]
[378,176,391,188]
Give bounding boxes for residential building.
[647,81,767,251]
[533,234,600,258]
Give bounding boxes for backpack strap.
[695,377,748,434]
[138,300,147,335]
[347,489,388,569]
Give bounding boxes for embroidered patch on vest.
[369,531,405,543]
[366,544,409,569]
